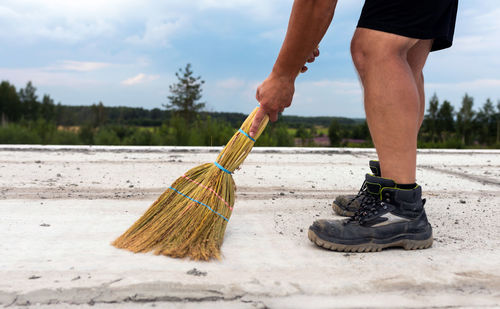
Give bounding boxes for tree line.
[418,93,500,148]
[1,64,499,148]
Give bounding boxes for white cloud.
[125,18,186,46]
[427,79,500,90]
[0,1,121,43]
[51,61,112,72]
[0,67,102,87]
[197,0,283,21]
[0,60,114,87]
[452,4,500,53]
[0,0,286,46]
[121,73,159,86]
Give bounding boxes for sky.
[0,0,499,118]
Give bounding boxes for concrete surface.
[0,145,499,309]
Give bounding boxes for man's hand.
[249,47,320,138]
[249,74,294,138]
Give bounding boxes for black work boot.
[332,160,380,217]
[310,174,433,252]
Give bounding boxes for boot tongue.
[369,160,381,176]
[365,174,396,197]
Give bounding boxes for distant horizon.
[5,78,495,121]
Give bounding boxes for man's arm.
[249,0,338,137]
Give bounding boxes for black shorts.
[357,0,458,52]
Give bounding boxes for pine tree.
[0,81,21,124]
[496,100,500,144]
[475,98,495,144]
[91,101,107,128]
[41,94,55,122]
[456,93,475,145]
[424,93,439,143]
[19,81,39,121]
[165,64,205,123]
[436,100,454,142]
[328,120,342,146]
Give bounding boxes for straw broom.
[112,107,269,260]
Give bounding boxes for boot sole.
[308,229,433,252]
[332,202,355,217]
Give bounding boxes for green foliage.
[328,120,342,146]
[275,125,294,146]
[350,121,371,141]
[40,95,56,122]
[0,120,81,145]
[91,102,107,128]
[295,125,309,139]
[19,81,40,121]
[436,100,455,141]
[0,123,41,144]
[0,81,22,123]
[94,127,121,145]
[194,116,234,146]
[0,79,499,148]
[423,93,439,143]
[456,93,475,144]
[280,115,363,128]
[31,118,57,144]
[78,124,95,145]
[123,128,162,146]
[497,100,500,145]
[169,116,191,145]
[418,138,465,149]
[256,123,294,147]
[166,63,205,122]
[295,124,314,146]
[475,98,496,144]
[49,130,81,145]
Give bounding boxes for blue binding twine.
[213,129,254,175]
[238,128,256,142]
[168,186,229,222]
[214,161,232,175]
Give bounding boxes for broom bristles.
[112,107,269,260]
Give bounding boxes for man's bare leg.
[308,28,434,251]
[407,40,433,131]
[330,33,433,216]
[351,28,432,184]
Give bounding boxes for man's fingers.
[249,107,267,138]
[269,111,278,122]
[300,66,308,73]
[305,48,320,64]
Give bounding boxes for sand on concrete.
[0,146,499,308]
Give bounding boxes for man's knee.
[350,35,367,77]
[350,28,417,77]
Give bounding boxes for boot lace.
[349,187,385,224]
[346,180,367,207]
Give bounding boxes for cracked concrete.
[0,146,499,308]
